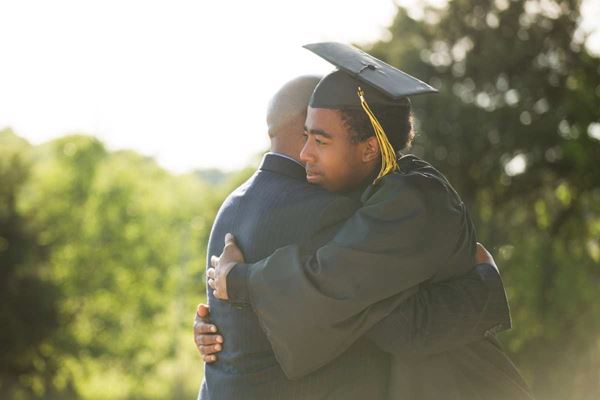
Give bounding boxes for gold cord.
[357,87,399,183]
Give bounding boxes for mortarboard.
[303,42,438,182]
[305,42,437,108]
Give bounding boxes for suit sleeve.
[366,263,511,357]
[242,173,477,379]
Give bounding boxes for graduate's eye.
[302,132,308,141]
[315,137,326,145]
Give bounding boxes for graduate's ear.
[361,136,380,163]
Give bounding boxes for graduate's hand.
[207,233,245,300]
[475,242,498,272]
[193,304,223,363]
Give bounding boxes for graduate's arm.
[366,261,511,357]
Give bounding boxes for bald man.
[197,75,390,399]
[196,76,510,400]
[266,76,318,156]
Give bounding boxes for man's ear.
[362,136,380,163]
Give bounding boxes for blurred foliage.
[1,0,598,399]
[0,128,251,399]
[367,0,599,398]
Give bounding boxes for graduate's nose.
[300,138,315,164]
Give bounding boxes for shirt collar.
[267,151,304,168]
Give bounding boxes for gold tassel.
[357,87,399,183]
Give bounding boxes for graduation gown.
[228,155,532,399]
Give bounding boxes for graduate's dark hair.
[339,105,415,152]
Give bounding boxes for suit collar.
[259,153,307,181]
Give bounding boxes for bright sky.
[0,0,397,172]
[0,0,597,173]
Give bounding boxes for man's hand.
[475,242,498,272]
[207,233,245,300]
[193,304,224,363]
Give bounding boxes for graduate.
[208,43,532,399]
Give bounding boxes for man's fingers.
[475,242,499,272]
[208,278,216,289]
[194,322,218,334]
[195,333,218,346]
[475,242,492,264]
[203,354,217,363]
[196,303,210,318]
[210,256,219,268]
[196,334,223,346]
[199,344,223,356]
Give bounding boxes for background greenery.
[1,0,598,398]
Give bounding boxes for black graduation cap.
[304,42,437,109]
[304,42,438,182]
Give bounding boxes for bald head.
[267,75,322,160]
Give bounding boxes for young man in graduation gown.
[197,72,515,399]
[207,43,533,399]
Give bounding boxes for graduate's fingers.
[208,278,216,289]
[206,268,216,280]
[213,289,227,300]
[224,233,236,246]
[210,256,219,268]
[222,233,245,264]
[223,233,239,256]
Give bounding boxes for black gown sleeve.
[366,263,511,357]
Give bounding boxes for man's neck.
[267,151,304,167]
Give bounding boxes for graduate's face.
[301,107,377,193]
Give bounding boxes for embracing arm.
[200,255,511,364]
[230,249,511,372]
[366,259,511,357]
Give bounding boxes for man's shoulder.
[250,168,344,205]
[218,168,356,228]
[219,171,258,207]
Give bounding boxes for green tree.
[0,130,74,399]
[367,0,599,398]
[1,130,230,399]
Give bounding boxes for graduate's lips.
[305,168,321,183]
